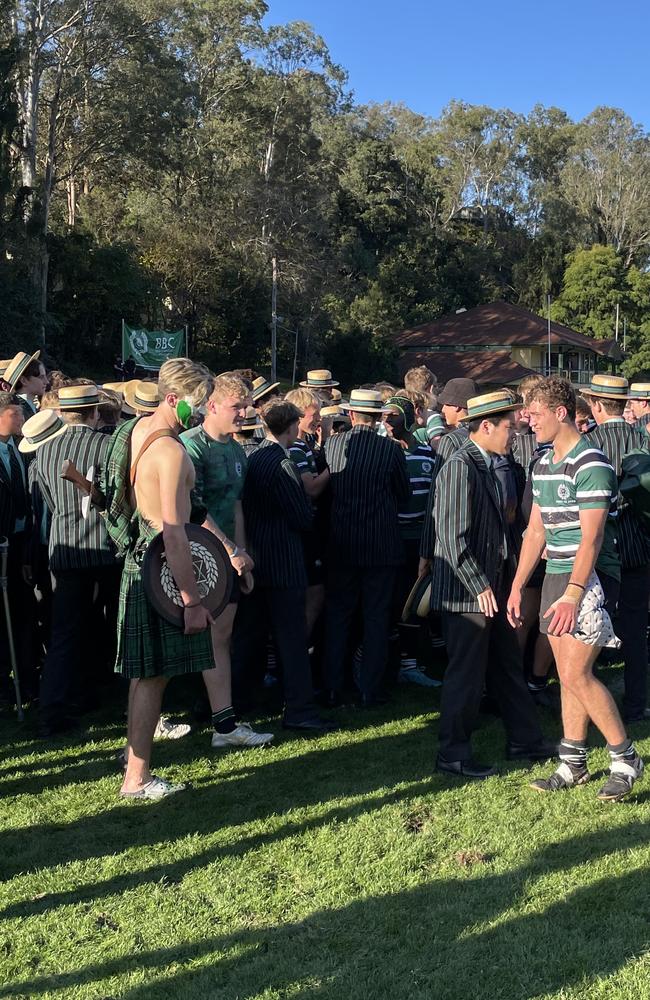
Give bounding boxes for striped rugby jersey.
[400,441,435,539]
[532,435,619,578]
[288,437,318,476]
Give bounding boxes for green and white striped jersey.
[400,441,435,540]
[531,435,619,578]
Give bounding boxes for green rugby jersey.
[531,435,620,579]
[400,441,435,539]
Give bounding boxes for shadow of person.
[5,824,650,1000]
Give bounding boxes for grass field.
[2,669,650,1000]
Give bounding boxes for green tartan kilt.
[115,552,214,679]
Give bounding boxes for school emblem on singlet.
[557,483,571,501]
[422,461,432,474]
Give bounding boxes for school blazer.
[430,440,511,613]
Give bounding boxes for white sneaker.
[399,665,442,688]
[154,716,192,740]
[211,722,274,749]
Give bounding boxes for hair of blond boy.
[404,366,436,393]
[158,358,214,406]
[518,374,546,405]
[374,382,396,403]
[285,387,321,411]
[212,373,249,403]
[400,388,428,412]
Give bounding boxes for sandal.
[120,775,187,800]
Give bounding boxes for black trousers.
[39,565,121,726]
[618,564,650,719]
[0,532,39,701]
[439,604,543,761]
[324,566,396,697]
[231,584,316,723]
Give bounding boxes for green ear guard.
[176,400,193,428]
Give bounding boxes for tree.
[560,108,650,268]
[553,245,628,340]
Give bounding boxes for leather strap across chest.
[129,428,179,488]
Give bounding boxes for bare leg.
[122,676,169,793]
[548,634,626,745]
[202,603,237,713]
[305,584,324,640]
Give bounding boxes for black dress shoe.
[623,708,650,723]
[506,739,558,761]
[436,755,498,779]
[282,717,339,733]
[36,717,80,739]
[356,693,390,709]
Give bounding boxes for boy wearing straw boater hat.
[432,391,551,779]
[300,369,338,402]
[629,381,650,433]
[5,350,48,421]
[321,389,410,708]
[582,374,650,724]
[508,377,644,801]
[32,382,123,736]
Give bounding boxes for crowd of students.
[1,348,649,802]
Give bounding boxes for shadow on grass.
[3,821,650,1000]
[1,779,433,921]
[0,725,439,885]
[0,693,438,800]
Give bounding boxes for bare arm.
[507,503,546,627]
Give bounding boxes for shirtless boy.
[116,358,216,799]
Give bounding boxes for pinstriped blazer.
[430,440,510,613]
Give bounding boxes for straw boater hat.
[581,374,630,400]
[5,350,41,390]
[57,383,100,409]
[102,381,126,394]
[402,575,432,622]
[459,390,520,422]
[341,389,392,414]
[239,406,264,433]
[124,380,159,413]
[330,388,342,403]
[252,375,280,402]
[0,360,12,378]
[18,409,68,454]
[628,382,650,400]
[320,404,342,418]
[300,369,339,388]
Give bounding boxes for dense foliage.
[2,2,650,381]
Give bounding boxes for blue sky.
[263,0,649,128]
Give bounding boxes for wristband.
[231,546,239,558]
[184,600,202,609]
[568,581,585,591]
[560,584,585,604]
